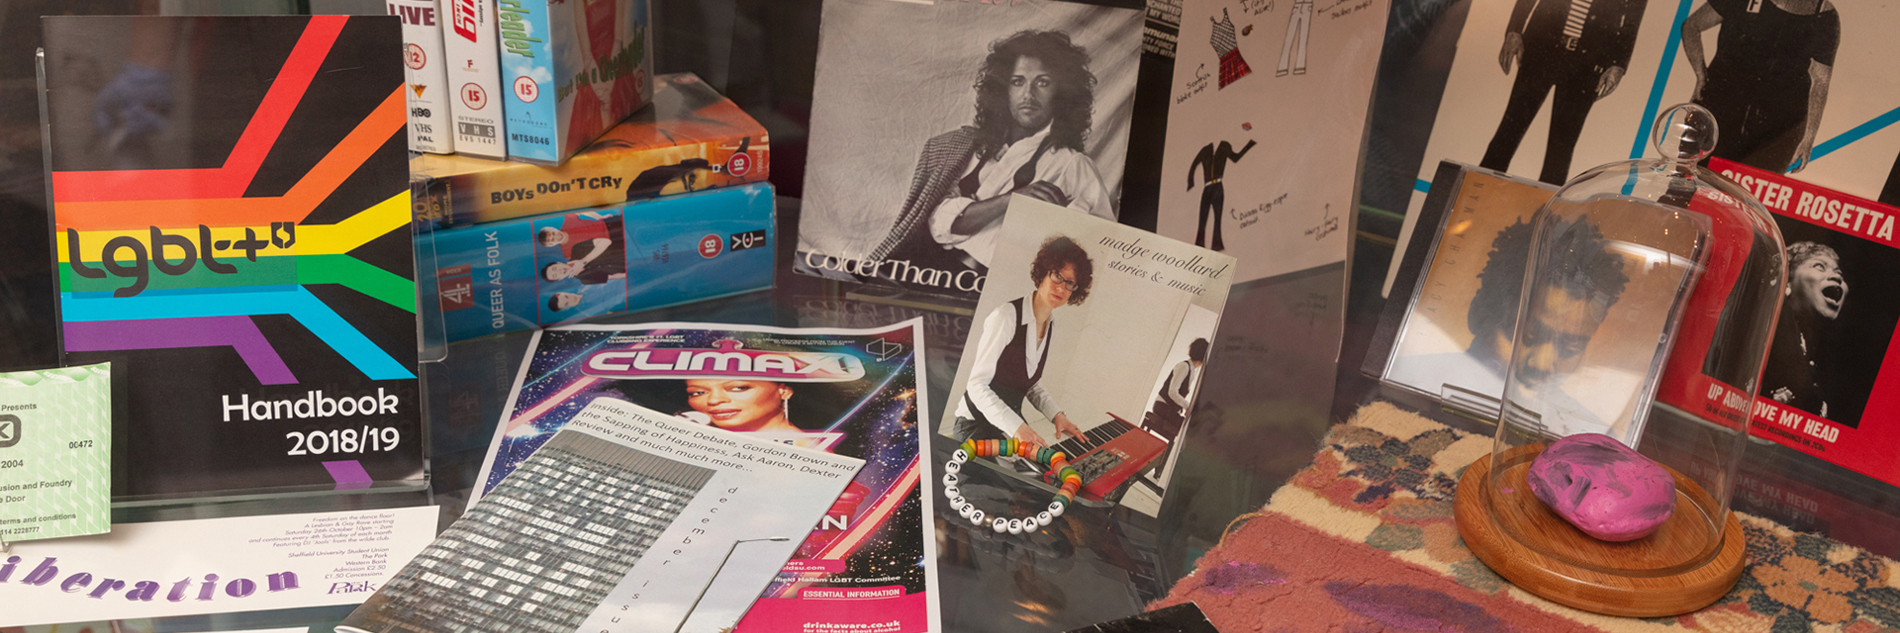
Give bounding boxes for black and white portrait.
[1383,170,1557,413]
[1758,220,1900,428]
[1680,0,1839,174]
[797,0,1142,296]
[1480,0,1648,185]
[1398,216,1639,431]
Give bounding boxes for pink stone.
[1525,433,1676,541]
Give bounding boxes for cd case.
[1363,161,1558,420]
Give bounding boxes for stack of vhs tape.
[414,73,775,342]
[396,0,655,164]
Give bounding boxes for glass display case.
[0,1,1897,632]
[1456,105,1783,616]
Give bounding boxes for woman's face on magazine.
[685,379,787,430]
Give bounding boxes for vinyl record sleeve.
[1385,0,1900,296]
[1656,158,1900,488]
[796,0,1143,298]
[936,196,1234,517]
[43,15,424,500]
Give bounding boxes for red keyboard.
[1044,414,1167,501]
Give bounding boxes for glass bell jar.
[1453,104,1786,617]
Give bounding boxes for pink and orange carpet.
[1152,403,1900,632]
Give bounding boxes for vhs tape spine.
[389,0,456,154]
[423,184,776,342]
[441,0,507,158]
[499,0,557,163]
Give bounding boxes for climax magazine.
[796,0,1143,297]
[42,16,424,498]
[475,321,940,633]
[938,196,1234,517]
[341,398,861,633]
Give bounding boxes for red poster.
[1677,159,1900,487]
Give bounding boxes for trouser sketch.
[1196,181,1226,251]
[1278,0,1312,76]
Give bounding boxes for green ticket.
[0,363,111,542]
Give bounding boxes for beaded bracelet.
[941,438,1080,535]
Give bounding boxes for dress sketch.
[1278,0,1313,76]
[1187,139,1257,251]
[1480,0,1648,185]
[1680,0,1839,174]
[1210,9,1252,88]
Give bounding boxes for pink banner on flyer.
[734,590,927,633]
[801,585,907,600]
[782,559,848,574]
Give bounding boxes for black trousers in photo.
[1480,46,1606,185]
[951,415,1007,442]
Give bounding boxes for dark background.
[1772,217,1900,427]
[0,0,1467,375]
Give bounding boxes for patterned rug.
[1151,402,1900,632]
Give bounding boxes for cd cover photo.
[937,196,1233,517]
[796,0,1144,297]
[1377,163,1701,440]
[1380,166,1558,416]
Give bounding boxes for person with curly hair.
[951,235,1095,444]
[1509,217,1630,391]
[1762,241,1847,418]
[1389,216,1628,428]
[1464,219,1537,373]
[872,30,1116,275]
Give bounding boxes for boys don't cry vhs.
[43,15,424,499]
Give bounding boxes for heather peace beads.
[945,438,1078,535]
